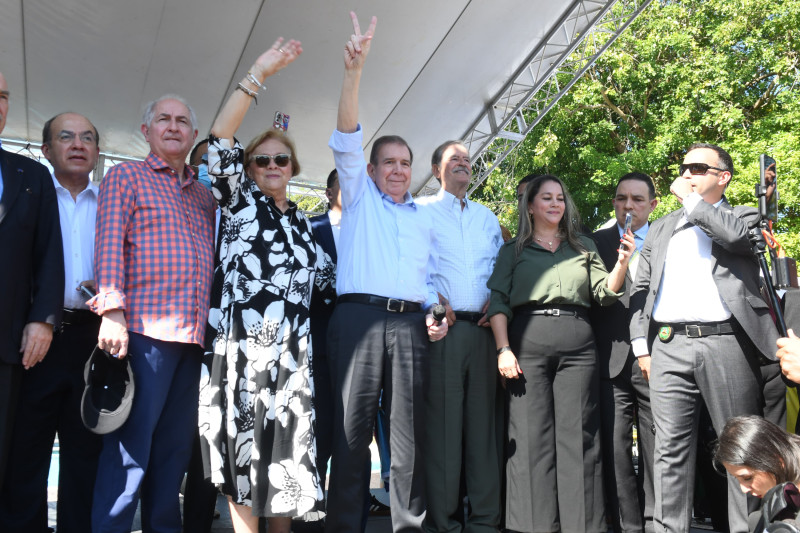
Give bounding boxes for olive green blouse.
[487,235,622,321]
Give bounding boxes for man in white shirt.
[629,143,780,533]
[0,112,102,532]
[417,140,503,533]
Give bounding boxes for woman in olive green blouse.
[488,175,633,533]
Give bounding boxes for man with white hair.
[88,95,216,532]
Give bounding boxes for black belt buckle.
[386,298,405,313]
[546,309,560,317]
[686,324,702,338]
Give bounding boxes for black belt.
[656,320,738,342]
[454,311,483,324]
[515,304,588,318]
[61,308,101,327]
[337,293,422,313]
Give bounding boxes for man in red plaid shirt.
[88,94,216,533]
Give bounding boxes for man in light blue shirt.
[416,140,503,533]
[325,13,448,533]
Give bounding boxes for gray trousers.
[424,321,502,533]
[325,302,428,533]
[649,329,763,533]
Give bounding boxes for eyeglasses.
[251,154,291,168]
[679,162,725,176]
[56,131,97,145]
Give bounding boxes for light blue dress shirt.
[329,126,438,309]
[416,189,503,312]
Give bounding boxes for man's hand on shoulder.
[98,309,129,359]
[20,321,54,369]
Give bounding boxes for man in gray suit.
[629,143,779,533]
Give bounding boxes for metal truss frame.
[414,0,654,199]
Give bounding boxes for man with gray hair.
[88,95,215,532]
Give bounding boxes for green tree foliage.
[472,0,800,257]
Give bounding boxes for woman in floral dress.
[198,38,334,533]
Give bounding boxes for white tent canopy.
[0,0,642,193]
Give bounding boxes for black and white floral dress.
[198,135,334,518]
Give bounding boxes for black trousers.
[183,432,218,533]
[0,318,102,533]
[0,360,23,488]
[600,353,655,533]
[324,301,429,533]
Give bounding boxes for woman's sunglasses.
[251,154,291,168]
[678,162,725,176]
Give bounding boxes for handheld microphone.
[432,304,446,325]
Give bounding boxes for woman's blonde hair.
[516,174,586,257]
[243,129,301,177]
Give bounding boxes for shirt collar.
[51,173,98,198]
[145,152,196,183]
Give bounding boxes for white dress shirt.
[631,194,731,356]
[416,189,502,312]
[52,175,97,309]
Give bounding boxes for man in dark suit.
[309,168,340,490]
[0,112,102,532]
[629,143,779,533]
[0,70,64,487]
[591,172,658,533]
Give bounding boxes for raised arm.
[337,12,377,134]
[211,38,303,143]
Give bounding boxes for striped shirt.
[89,152,216,345]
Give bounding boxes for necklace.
[534,233,559,251]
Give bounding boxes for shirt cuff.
[682,192,703,215]
[631,336,649,357]
[88,289,126,316]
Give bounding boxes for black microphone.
[432,304,446,326]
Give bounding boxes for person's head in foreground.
[714,415,800,498]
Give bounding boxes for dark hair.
[189,139,209,167]
[42,112,100,147]
[617,172,656,200]
[369,135,413,167]
[516,174,586,257]
[517,173,538,193]
[243,129,301,177]
[688,142,734,177]
[326,168,339,189]
[714,415,800,485]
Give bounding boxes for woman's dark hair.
[516,174,586,257]
[714,415,800,484]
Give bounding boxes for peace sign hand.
[344,11,377,71]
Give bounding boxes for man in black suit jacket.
[309,168,340,492]
[629,143,780,533]
[591,172,658,533]
[0,71,64,487]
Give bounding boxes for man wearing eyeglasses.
[629,143,780,533]
[0,112,104,532]
[0,71,64,495]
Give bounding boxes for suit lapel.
[649,209,684,292]
[0,150,23,226]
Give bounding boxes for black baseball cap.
[81,345,135,434]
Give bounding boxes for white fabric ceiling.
[0,0,604,191]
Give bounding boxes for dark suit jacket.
[309,213,337,356]
[590,225,634,379]
[0,148,64,364]
[630,198,778,361]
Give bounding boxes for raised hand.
[251,38,303,80]
[344,11,377,71]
